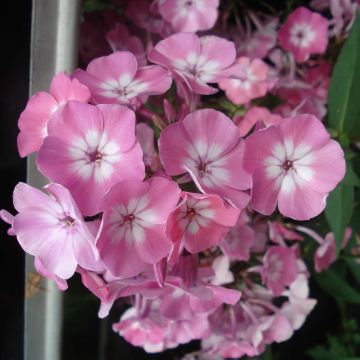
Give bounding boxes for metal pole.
[25,1,81,359]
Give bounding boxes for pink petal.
[278,177,327,220]
[87,51,138,83]
[17,92,58,157]
[133,65,172,95]
[49,72,90,105]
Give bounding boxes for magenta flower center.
[186,207,197,219]
[123,214,135,224]
[63,215,76,227]
[282,159,293,171]
[88,151,103,163]
[198,161,208,177]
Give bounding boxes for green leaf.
[343,162,360,187]
[328,11,360,135]
[313,268,360,305]
[345,258,360,284]
[325,184,354,254]
[308,347,339,360]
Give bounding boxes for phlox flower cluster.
[3,0,356,358]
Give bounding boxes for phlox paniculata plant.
[3,0,360,358]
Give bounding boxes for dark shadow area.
[0,1,31,359]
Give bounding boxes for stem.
[248,298,279,313]
[241,302,259,324]
[295,226,324,245]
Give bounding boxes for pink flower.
[37,102,144,216]
[34,257,68,291]
[167,192,240,254]
[125,0,172,36]
[160,278,240,321]
[136,123,160,171]
[211,255,234,286]
[244,114,346,220]
[17,72,90,158]
[268,221,303,246]
[73,51,172,108]
[12,182,99,279]
[158,0,219,33]
[113,306,166,353]
[260,246,299,296]
[97,177,181,278]
[235,107,283,137]
[106,23,146,66]
[0,209,16,236]
[296,225,352,272]
[159,109,251,209]
[219,212,255,261]
[315,229,351,272]
[219,57,269,105]
[148,33,236,95]
[233,15,278,60]
[278,7,329,62]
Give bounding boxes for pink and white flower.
[296,225,352,272]
[259,246,299,295]
[17,72,90,158]
[220,212,255,261]
[159,109,252,209]
[314,229,351,272]
[37,102,144,216]
[244,114,346,220]
[12,182,99,280]
[158,0,219,33]
[73,51,172,108]
[167,192,240,254]
[113,305,166,353]
[219,57,269,105]
[148,33,236,95]
[97,177,181,278]
[278,7,329,62]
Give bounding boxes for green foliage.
[343,161,360,187]
[308,319,360,360]
[328,12,360,136]
[82,0,114,12]
[324,13,360,254]
[325,183,354,254]
[313,263,360,305]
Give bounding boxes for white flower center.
[290,23,316,48]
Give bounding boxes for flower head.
[97,177,181,278]
[37,101,144,215]
[17,72,90,157]
[244,114,345,220]
[278,7,329,62]
[158,0,219,33]
[159,109,252,209]
[73,51,172,108]
[12,182,99,279]
[149,33,236,95]
[219,57,269,105]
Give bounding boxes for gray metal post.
[25,1,81,359]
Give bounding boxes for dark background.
[0,1,342,360]
[0,1,30,359]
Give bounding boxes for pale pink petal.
[278,178,327,220]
